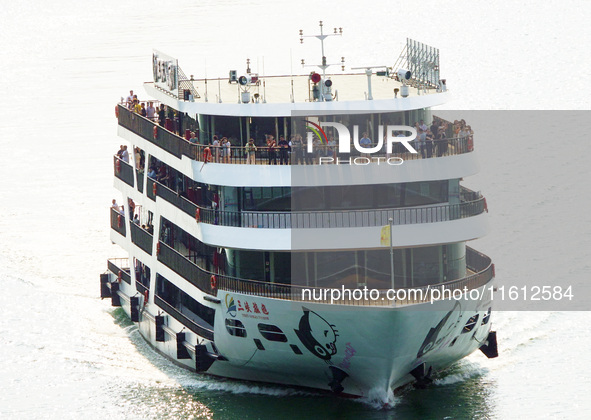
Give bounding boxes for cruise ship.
[101,27,498,401]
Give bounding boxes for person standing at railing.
[134,147,141,170]
[121,145,129,163]
[222,137,231,163]
[158,104,166,127]
[465,125,474,152]
[453,120,461,138]
[139,102,147,117]
[359,132,372,158]
[245,138,257,164]
[146,101,156,121]
[430,120,439,140]
[111,199,123,215]
[278,135,289,165]
[436,126,447,157]
[327,135,337,162]
[425,129,434,158]
[128,198,136,219]
[419,119,428,132]
[132,98,142,114]
[458,125,469,139]
[212,135,220,163]
[417,129,427,159]
[267,135,277,165]
[125,90,134,108]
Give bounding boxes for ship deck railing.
[106,257,131,284]
[110,208,127,237]
[155,243,493,307]
[142,173,487,229]
[213,246,494,307]
[117,104,475,165]
[196,195,486,229]
[153,294,214,341]
[113,155,134,186]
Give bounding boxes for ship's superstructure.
[101,31,497,400]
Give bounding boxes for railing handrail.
[154,295,214,341]
[194,136,465,151]
[110,207,127,236]
[194,196,485,229]
[156,240,492,306]
[107,257,130,270]
[146,174,485,229]
[198,196,483,216]
[117,104,474,165]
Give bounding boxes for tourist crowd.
[121,89,473,166]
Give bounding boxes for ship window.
[258,324,288,342]
[462,314,479,333]
[402,181,448,206]
[242,187,291,211]
[225,319,247,337]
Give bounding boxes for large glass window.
[290,245,464,289]
[403,181,448,206]
[157,219,465,289]
[242,187,291,211]
[292,181,449,211]
[411,246,442,286]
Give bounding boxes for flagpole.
[389,217,394,292]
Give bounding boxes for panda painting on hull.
[294,307,339,360]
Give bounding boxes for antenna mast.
[300,21,345,101]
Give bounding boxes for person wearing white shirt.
[146,101,156,120]
[111,199,123,214]
[419,119,428,132]
[125,90,134,108]
[121,145,129,163]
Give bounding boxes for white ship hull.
[110,279,495,400]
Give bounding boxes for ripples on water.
[1,0,590,418]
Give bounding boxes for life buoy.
[210,275,217,290]
[115,105,119,118]
[467,136,474,152]
[117,214,122,227]
[144,289,149,302]
[117,270,122,283]
[156,242,161,255]
[195,208,200,223]
[115,158,121,174]
[152,182,157,196]
[153,125,158,139]
[203,147,212,162]
[483,197,488,213]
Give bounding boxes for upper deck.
[116,104,478,188]
[148,36,446,117]
[145,72,449,118]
